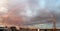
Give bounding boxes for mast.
[52,14,56,31]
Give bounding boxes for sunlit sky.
[0,0,60,29]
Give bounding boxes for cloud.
[0,0,60,28]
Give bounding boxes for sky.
[0,0,60,29]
